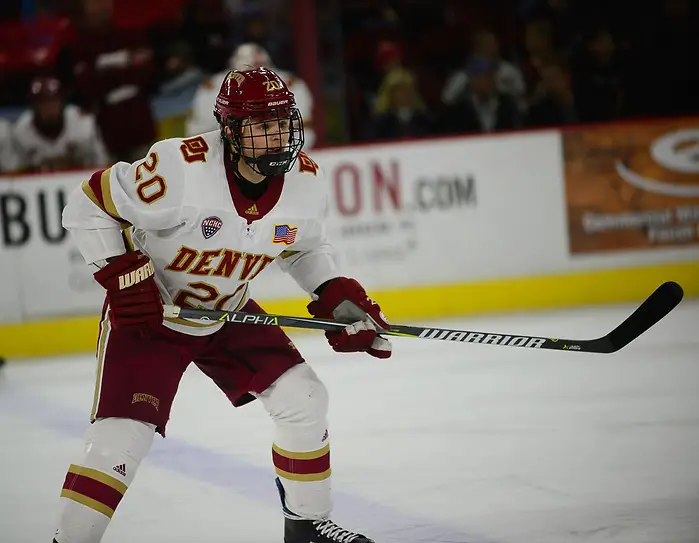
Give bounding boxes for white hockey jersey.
[12,105,110,171]
[62,130,338,336]
[185,70,316,148]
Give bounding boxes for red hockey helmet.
[214,67,304,177]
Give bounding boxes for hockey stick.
[163,281,684,354]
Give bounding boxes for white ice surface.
[1,299,698,543]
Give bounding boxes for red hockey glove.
[307,277,392,359]
[93,250,163,336]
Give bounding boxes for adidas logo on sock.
[113,464,126,477]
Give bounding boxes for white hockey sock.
[53,418,155,543]
[258,363,332,520]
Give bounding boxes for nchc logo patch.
[201,216,223,239]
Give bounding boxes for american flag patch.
[201,216,223,239]
[273,224,298,245]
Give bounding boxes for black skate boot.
[285,517,375,543]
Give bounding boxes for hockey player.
[12,77,110,172]
[54,67,390,543]
[186,43,316,148]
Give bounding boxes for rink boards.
[1,118,698,358]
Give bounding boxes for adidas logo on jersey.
[113,464,127,477]
[245,204,259,215]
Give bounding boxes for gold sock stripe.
[60,489,116,518]
[272,443,330,460]
[274,467,332,482]
[67,464,128,494]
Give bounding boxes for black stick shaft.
[164,281,683,355]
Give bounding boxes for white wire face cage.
[225,107,304,177]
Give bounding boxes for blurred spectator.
[0,13,74,107]
[156,41,204,95]
[345,39,405,142]
[0,118,19,173]
[437,57,521,134]
[570,27,623,122]
[11,76,109,172]
[229,1,291,68]
[441,29,526,107]
[179,0,234,74]
[525,59,578,127]
[375,40,405,78]
[66,0,157,162]
[185,42,317,148]
[520,18,560,99]
[370,67,434,140]
[517,0,583,50]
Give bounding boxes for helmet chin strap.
[243,150,295,177]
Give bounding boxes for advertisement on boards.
[563,117,699,254]
[0,172,105,320]
[311,131,564,290]
[318,143,477,285]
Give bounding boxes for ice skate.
[285,517,375,543]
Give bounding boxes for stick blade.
[603,281,684,352]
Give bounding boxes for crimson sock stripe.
[272,449,330,475]
[62,472,125,511]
